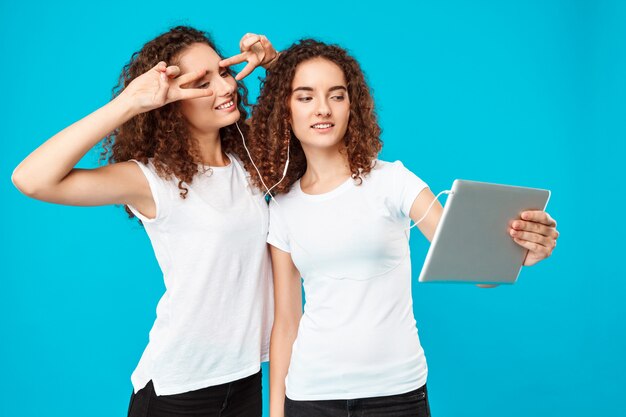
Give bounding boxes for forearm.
[269,322,299,417]
[12,94,136,196]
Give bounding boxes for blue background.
[2,1,624,416]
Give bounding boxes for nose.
[214,74,236,96]
[315,98,331,117]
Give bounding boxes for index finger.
[520,210,557,227]
[234,61,257,81]
[172,87,214,102]
[220,52,247,68]
[174,69,207,88]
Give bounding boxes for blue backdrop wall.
[1,1,624,416]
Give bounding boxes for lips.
[215,100,235,110]
[311,123,334,129]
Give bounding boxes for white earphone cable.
[406,190,451,231]
[237,122,290,203]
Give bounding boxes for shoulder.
[229,153,270,198]
[101,160,151,184]
[365,159,406,181]
[366,160,428,198]
[125,159,182,199]
[367,159,407,174]
[372,159,425,180]
[127,158,159,176]
[372,159,409,171]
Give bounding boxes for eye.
[331,95,345,101]
[198,82,211,89]
[296,96,312,102]
[220,70,230,78]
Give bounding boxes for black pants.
[127,371,262,417]
[284,384,430,417]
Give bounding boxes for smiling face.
[176,42,240,134]
[289,57,351,152]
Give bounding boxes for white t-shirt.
[267,160,428,400]
[128,154,273,396]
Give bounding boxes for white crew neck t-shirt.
[267,160,428,400]
[128,153,273,396]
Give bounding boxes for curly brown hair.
[101,26,253,217]
[247,39,382,195]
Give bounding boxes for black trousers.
[127,370,262,417]
[284,384,431,417]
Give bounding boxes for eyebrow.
[292,85,347,93]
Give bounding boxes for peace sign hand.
[120,61,213,115]
[219,33,279,81]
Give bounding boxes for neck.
[300,143,351,192]
[193,128,229,167]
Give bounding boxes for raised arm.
[269,245,302,417]
[11,62,211,215]
[408,189,559,287]
[219,33,279,80]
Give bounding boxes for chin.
[218,109,241,128]
[301,137,344,150]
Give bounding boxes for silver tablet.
[417,179,551,284]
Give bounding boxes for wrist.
[111,91,141,121]
[262,51,281,70]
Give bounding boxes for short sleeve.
[127,160,173,223]
[267,199,291,252]
[393,160,429,218]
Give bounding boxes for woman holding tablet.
[12,26,277,417]
[246,39,559,417]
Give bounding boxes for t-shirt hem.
[133,363,262,396]
[285,376,428,401]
